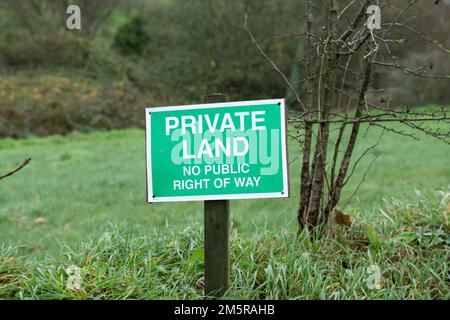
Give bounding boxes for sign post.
[145,95,289,298]
[203,94,230,297]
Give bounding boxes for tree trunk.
[298,0,314,228]
[303,0,339,227]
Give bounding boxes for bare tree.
[246,0,450,231]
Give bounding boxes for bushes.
[1,0,449,139]
[0,74,146,138]
[116,0,303,102]
[113,17,149,56]
[0,32,130,78]
[0,33,91,69]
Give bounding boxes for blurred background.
[0,0,449,139]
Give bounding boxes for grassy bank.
[1,189,448,299]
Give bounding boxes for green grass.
[1,190,448,299]
[0,117,449,299]
[0,120,448,257]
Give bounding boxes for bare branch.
[0,158,31,181]
[244,14,306,112]
[306,115,450,124]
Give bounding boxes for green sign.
[146,99,289,202]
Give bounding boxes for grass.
[1,189,448,299]
[0,115,449,299]
[0,120,449,256]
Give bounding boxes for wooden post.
[203,94,230,298]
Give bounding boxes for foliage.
[0,0,121,36]
[115,0,303,101]
[0,74,146,138]
[0,33,89,69]
[0,0,449,129]
[113,16,149,56]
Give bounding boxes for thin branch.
[306,116,450,124]
[373,61,450,79]
[343,129,385,187]
[0,158,31,181]
[342,154,378,209]
[244,14,306,112]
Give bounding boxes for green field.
[0,121,449,256]
[0,120,449,299]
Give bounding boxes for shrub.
[113,17,149,56]
[0,33,91,69]
[0,74,147,138]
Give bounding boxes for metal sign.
[146,99,289,202]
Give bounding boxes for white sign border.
[145,98,289,203]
